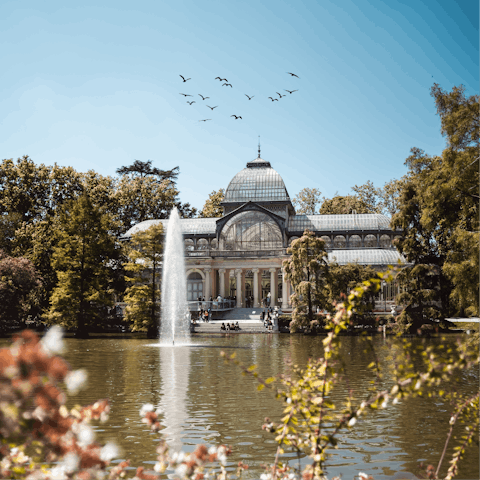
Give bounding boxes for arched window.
[197,238,208,250]
[364,235,377,248]
[380,235,391,248]
[187,271,203,301]
[210,238,218,249]
[185,239,194,251]
[349,235,361,248]
[220,211,283,250]
[320,236,331,248]
[334,235,346,249]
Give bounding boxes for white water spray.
[160,208,190,345]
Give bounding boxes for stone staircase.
[192,308,273,333]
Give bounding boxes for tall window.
[220,211,283,250]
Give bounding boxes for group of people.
[262,305,279,331]
[220,322,240,331]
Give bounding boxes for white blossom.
[65,369,87,394]
[41,326,64,355]
[358,473,369,480]
[139,403,155,417]
[77,424,95,446]
[392,397,399,405]
[175,463,188,477]
[100,442,119,462]
[59,453,79,474]
[348,417,357,427]
[49,466,68,480]
[208,446,217,455]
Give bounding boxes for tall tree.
[0,251,42,327]
[283,230,329,332]
[351,181,382,214]
[123,224,163,337]
[47,194,119,337]
[292,187,322,215]
[200,189,225,218]
[319,195,370,214]
[116,160,179,180]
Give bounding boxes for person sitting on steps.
[220,322,226,331]
[235,321,240,331]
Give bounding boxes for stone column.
[235,269,242,308]
[269,268,277,306]
[204,268,211,300]
[252,268,259,307]
[218,269,225,298]
[282,268,288,309]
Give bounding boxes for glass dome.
[220,211,283,250]
[223,156,291,204]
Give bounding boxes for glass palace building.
[124,153,405,309]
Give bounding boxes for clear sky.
[1,0,478,212]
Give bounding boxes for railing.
[187,300,236,311]
[186,249,287,258]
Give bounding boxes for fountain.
[160,208,190,345]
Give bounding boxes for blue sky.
[1,0,478,212]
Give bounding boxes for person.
[204,309,209,322]
[230,323,235,331]
[217,294,222,302]
[220,322,226,331]
[261,310,265,321]
[209,296,213,302]
[267,292,271,306]
[235,321,240,331]
[226,323,230,331]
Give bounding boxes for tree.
[292,187,322,215]
[319,195,370,214]
[324,262,378,315]
[200,189,225,218]
[123,223,163,337]
[116,159,179,180]
[380,177,406,217]
[47,194,119,337]
[283,230,329,331]
[0,251,42,327]
[351,181,382,214]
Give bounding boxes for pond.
[14,333,480,479]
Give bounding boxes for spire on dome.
[258,136,261,158]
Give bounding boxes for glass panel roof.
[224,165,291,203]
[123,218,217,237]
[327,249,406,265]
[289,214,391,231]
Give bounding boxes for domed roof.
[223,156,291,204]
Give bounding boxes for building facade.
[124,153,405,310]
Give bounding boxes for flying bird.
[179,75,191,82]
[245,94,254,100]
[198,94,210,100]
[206,105,218,110]
[187,101,195,105]
[286,72,300,78]
[268,97,279,102]
[215,77,222,80]
[276,92,285,98]
[284,89,298,94]
[231,115,242,119]
[222,83,233,87]
[180,93,192,97]
[199,119,211,122]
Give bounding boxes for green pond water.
[6,333,479,479]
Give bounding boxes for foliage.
[223,268,479,480]
[46,194,119,336]
[292,188,323,215]
[324,262,378,316]
[283,230,329,331]
[351,181,382,214]
[0,251,42,326]
[116,159,179,180]
[200,188,225,218]
[123,223,163,335]
[319,195,369,214]
[392,84,479,319]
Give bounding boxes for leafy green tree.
[116,159,179,180]
[324,262,378,315]
[319,195,369,214]
[47,194,119,337]
[292,187,322,214]
[123,223,163,337]
[283,230,329,331]
[380,177,406,217]
[200,189,225,218]
[351,181,382,214]
[0,251,42,327]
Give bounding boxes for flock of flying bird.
[178,73,300,122]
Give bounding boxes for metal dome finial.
[258,136,261,158]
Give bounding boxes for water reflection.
[158,346,191,452]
